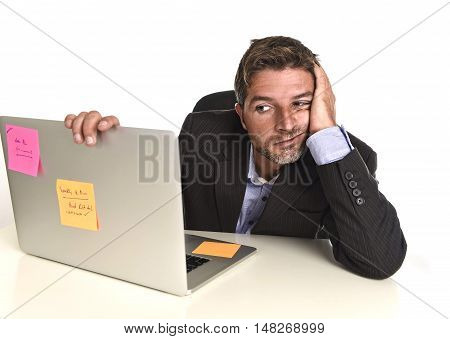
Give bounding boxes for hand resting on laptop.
[64,111,120,146]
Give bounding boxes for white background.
[0,0,449,322]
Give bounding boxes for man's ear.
[234,103,248,131]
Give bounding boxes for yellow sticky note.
[56,179,99,231]
[192,241,241,258]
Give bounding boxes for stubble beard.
[255,140,306,165]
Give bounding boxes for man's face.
[235,67,315,164]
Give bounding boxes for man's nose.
[275,107,297,132]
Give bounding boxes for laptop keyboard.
[186,254,210,273]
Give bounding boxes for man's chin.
[258,144,305,165]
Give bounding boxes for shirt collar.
[248,143,280,186]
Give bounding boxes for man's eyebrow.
[249,92,313,105]
[291,92,313,99]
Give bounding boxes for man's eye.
[293,101,310,108]
[256,105,271,113]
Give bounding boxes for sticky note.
[5,124,42,176]
[192,241,241,258]
[56,179,99,231]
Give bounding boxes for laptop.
[0,116,256,296]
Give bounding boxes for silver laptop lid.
[0,116,188,296]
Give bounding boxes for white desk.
[0,223,442,319]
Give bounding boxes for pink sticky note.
[5,124,42,177]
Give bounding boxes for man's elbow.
[335,235,408,280]
[359,236,408,280]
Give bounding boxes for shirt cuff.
[306,125,354,165]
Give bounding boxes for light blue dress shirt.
[235,125,354,234]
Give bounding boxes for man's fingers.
[82,111,102,146]
[64,114,76,129]
[314,64,328,90]
[97,115,120,131]
[72,112,88,144]
[67,111,118,146]
[313,63,333,98]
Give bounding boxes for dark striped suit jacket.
[179,109,407,279]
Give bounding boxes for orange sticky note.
[192,241,241,258]
[56,179,99,231]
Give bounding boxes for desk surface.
[0,223,440,319]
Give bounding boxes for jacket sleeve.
[316,147,407,279]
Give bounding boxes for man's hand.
[309,63,337,135]
[64,111,120,146]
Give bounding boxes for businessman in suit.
[64,36,407,280]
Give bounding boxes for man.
[64,36,407,280]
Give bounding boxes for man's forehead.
[246,68,314,100]
[250,68,313,85]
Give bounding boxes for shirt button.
[352,188,362,197]
[356,197,365,205]
[349,180,357,188]
[345,171,354,180]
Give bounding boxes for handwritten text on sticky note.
[192,241,241,258]
[56,179,99,231]
[5,124,42,176]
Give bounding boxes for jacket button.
[352,188,361,197]
[356,197,365,205]
[349,180,357,188]
[345,171,354,180]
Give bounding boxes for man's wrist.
[306,124,354,165]
[309,123,337,135]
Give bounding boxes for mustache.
[268,129,309,144]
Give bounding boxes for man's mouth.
[274,132,304,146]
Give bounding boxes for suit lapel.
[214,133,319,234]
[252,148,318,233]
[214,135,250,233]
